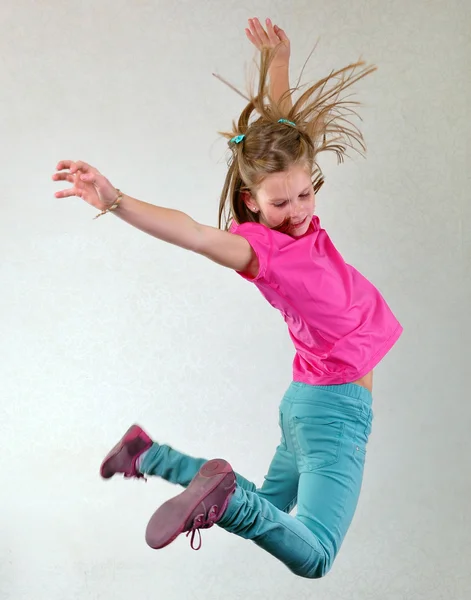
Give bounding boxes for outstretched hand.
[52,160,118,211]
[245,17,290,65]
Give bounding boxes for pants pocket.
[356,409,373,455]
[278,410,287,449]
[293,416,345,472]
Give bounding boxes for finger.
[54,187,82,199]
[247,18,263,46]
[245,27,260,48]
[70,160,95,174]
[56,159,75,171]
[252,17,269,44]
[265,18,280,44]
[52,172,74,183]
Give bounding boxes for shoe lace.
[186,505,219,551]
[124,472,147,481]
[124,458,147,481]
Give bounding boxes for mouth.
[291,216,308,230]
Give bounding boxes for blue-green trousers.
[140,381,373,579]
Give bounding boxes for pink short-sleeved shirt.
[230,216,402,386]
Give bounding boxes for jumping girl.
[53,18,402,579]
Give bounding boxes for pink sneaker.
[145,458,236,550]
[100,424,152,479]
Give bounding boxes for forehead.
[258,166,311,197]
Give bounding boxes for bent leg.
[218,383,373,579]
[140,443,256,491]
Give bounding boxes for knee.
[297,548,336,580]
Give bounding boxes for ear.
[241,190,259,213]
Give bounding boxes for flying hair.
[214,46,377,230]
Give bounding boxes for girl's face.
[246,164,316,237]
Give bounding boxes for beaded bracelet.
[94,189,123,220]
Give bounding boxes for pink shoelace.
[185,505,219,550]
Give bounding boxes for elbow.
[189,221,206,254]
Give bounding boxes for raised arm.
[53,160,258,274]
[245,17,292,111]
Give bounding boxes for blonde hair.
[217,47,376,230]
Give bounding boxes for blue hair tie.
[230,120,294,144]
[230,134,245,144]
[278,118,296,127]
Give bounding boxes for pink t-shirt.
[230,216,402,386]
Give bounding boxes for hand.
[52,160,118,211]
[245,17,290,66]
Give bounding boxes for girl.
[53,19,402,579]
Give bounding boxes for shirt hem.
[292,322,403,387]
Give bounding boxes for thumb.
[79,171,117,205]
[274,25,289,43]
[80,172,96,183]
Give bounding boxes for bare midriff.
[352,370,373,394]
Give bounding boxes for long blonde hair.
[217,47,376,230]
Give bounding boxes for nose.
[288,199,303,220]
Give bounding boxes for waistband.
[289,381,373,406]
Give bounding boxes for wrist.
[269,61,289,72]
[94,188,123,220]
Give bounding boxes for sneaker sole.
[145,458,234,549]
[100,424,151,479]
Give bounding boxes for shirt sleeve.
[229,221,273,282]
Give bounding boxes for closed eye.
[272,189,311,208]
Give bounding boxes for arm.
[268,62,292,111]
[245,18,292,110]
[53,160,258,274]
[116,194,257,272]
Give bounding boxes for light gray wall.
[1,1,469,599]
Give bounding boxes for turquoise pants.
[140,381,373,579]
